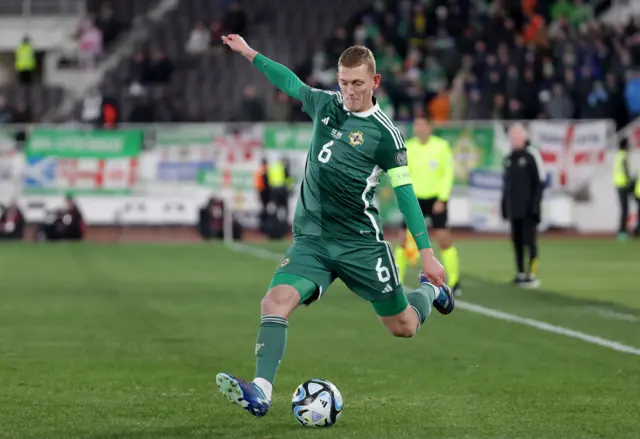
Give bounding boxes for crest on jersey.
[280,258,290,267]
[348,131,364,147]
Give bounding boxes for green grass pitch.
[1,238,640,438]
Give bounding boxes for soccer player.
[216,34,454,417]
[394,117,462,296]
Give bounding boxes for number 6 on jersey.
[318,140,334,163]
[376,257,391,283]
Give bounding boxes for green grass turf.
[1,238,639,439]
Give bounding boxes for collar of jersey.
[343,101,380,118]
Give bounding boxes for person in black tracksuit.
[501,124,546,288]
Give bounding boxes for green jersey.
[294,87,408,240]
[252,52,429,249]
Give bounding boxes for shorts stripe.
[383,241,399,286]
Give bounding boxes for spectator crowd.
[293,0,640,128]
[116,1,249,123]
[2,0,640,127]
[59,2,124,69]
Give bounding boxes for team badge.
[348,131,364,147]
[395,150,408,166]
[280,258,290,267]
[255,343,264,355]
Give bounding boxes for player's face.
[414,118,431,138]
[337,64,380,112]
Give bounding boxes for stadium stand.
[297,0,638,128]
[1,0,638,125]
[0,85,65,123]
[0,0,80,123]
[0,0,161,123]
[65,0,635,125]
[97,0,365,122]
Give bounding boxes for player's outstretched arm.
[376,135,446,285]
[222,34,305,100]
[392,181,445,286]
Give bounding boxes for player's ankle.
[253,377,273,401]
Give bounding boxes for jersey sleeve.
[252,53,306,99]
[298,87,338,119]
[374,128,411,187]
[394,184,432,250]
[252,54,335,120]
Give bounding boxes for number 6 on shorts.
[376,257,390,282]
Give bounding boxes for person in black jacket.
[36,194,85,241]
[0,199,25,240]
[501,123,546,288]
[197,196,242,241]
[198,197,223,240]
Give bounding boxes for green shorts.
[268,235,408,317]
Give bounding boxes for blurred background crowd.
[0,0,638,128]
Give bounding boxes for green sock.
[255,315,288,384]
[407,283,435,329]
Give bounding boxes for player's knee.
[383,318,417,338]
[389,322,416,338]
[435,229,453,249]
[261,285,299,317]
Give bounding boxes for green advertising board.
[263,124,314,150]
[433,126,495,186]
[26,129,142,158]
[198,169,254,191]
[23,129,143,195]
[155,126,217,146]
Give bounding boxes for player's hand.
[420,248,445,286]
[433,201,445,214]
[221,34,258,61]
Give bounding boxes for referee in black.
[501,123,546,288]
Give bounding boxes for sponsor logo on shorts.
[280,258,290,267]
[255,343,264,355]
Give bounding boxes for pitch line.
[226,243,640,356]
[456,302,640,355]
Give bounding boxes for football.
[291,378,343,427]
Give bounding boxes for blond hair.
[338,46,376,74]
